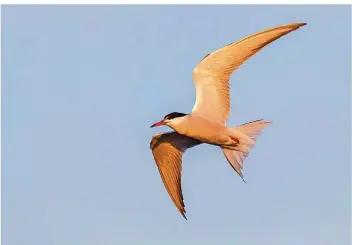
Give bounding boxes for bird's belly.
[184,116,232,146]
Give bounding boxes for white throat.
[165,115,189,134]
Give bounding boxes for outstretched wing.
[192,23,306,123]
[150,132,201,219]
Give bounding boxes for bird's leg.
[229,136,240,144]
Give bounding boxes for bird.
[149,22,306,219]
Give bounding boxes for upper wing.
[192,23,306,123]
[150,132,201,219]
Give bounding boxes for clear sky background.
[2,5,350,245]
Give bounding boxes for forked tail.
[222,119,271,181]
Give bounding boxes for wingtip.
[294,22,307,28]
[282,23,306,32]
[281,22,307,30]
[290,22,306,26]
[179,207,187,220]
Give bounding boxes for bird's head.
[150,112,188,129]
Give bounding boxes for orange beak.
[150,120,165,128]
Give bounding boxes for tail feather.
[222,148,247,181]
[222,119,271,181]
[237,119,272,143]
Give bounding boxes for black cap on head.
[163,112,187,120]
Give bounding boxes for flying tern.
[150,22,306,219]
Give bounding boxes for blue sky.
[2,5,350,245]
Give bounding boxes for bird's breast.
[183,115,229,145]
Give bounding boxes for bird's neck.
[168,116,189,135]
